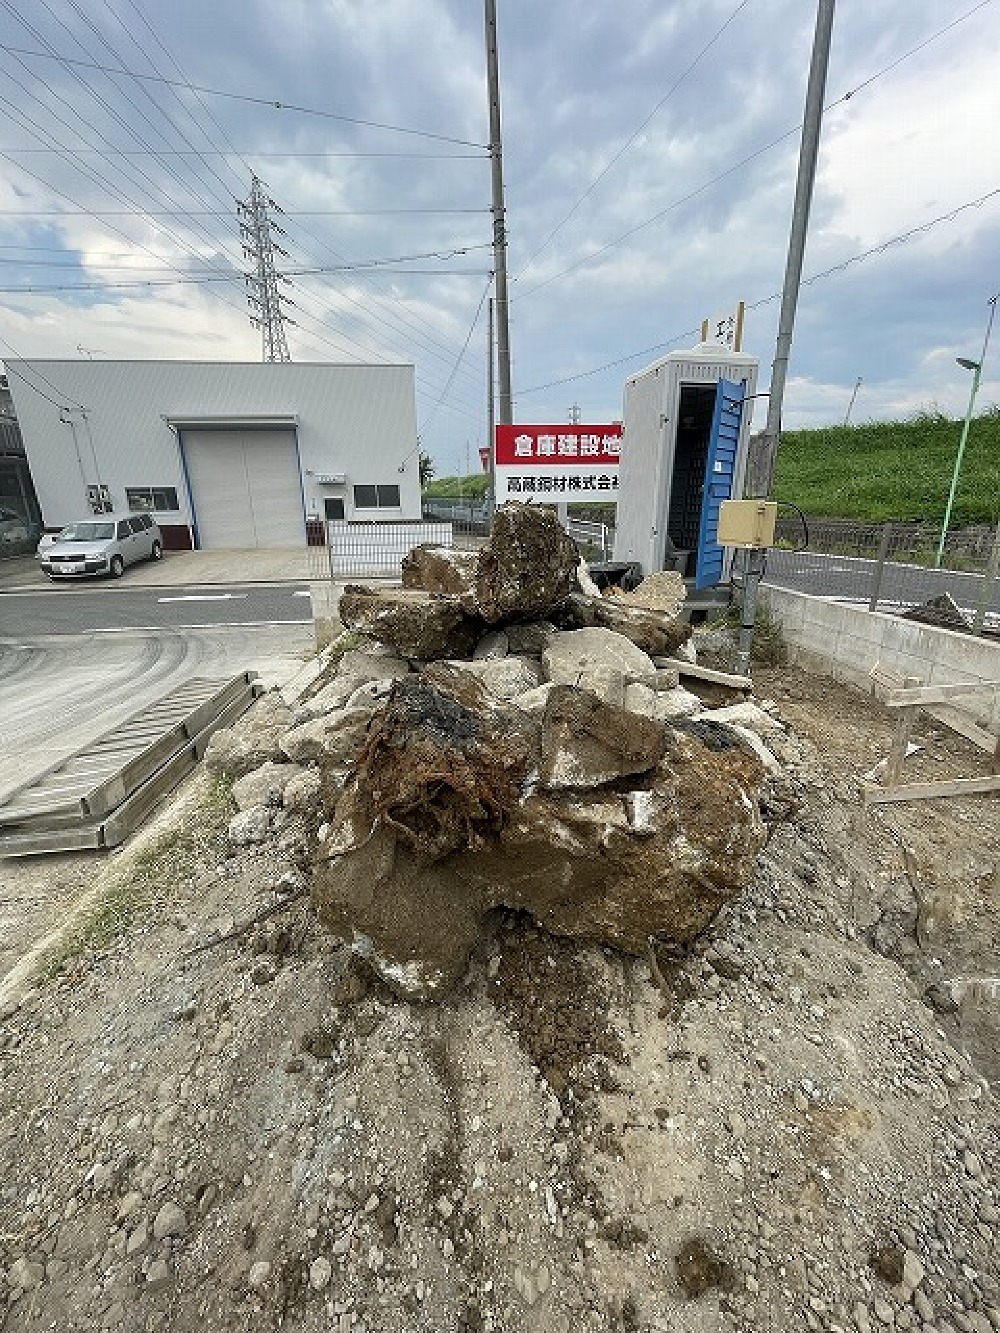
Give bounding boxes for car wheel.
[151,540,163,561]
[110,555,125,578]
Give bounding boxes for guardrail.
[763,519,1000,633]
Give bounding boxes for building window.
[353,483,400,509]
[125,486,179,512]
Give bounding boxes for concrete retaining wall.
[763,584,1000,699]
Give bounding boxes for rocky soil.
[1,653,998,1333]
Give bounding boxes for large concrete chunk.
[338,585,479,661]
[280,707,372,765]
[473,503,580,624]
[311,670,768,1000]
[400,544,478,596]
[543,627,656,690]
[203,694,292,779]
[586,596,693,657]
[617,570,687,618]
[400,505,578,626]
[538,686,666,790]
[440,655,543,701]
[232,761,306,811]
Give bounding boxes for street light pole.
[934,295,997,568]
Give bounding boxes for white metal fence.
[310,520,454,579]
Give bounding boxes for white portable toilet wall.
[613,343,758,579]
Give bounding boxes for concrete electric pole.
[751,0,836,497]
[484,0,512,428]
[737,0,835,676]
[238,175,294,363]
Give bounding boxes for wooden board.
[864,774,1000,805]
[656,658,753,689]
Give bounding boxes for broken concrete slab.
[400,544,479,596]
[506,621,557,656]
[399,504,578,626]
[203,694,293,780]
[231,761,306,811]
[615,569,687,618]
[280,707,372,766]
[624,682,702,722]
[542,627,656,692]
[538,685,666,790]
[333,665,539,862]
[586,595,693,657]
[338,585,480,661]
[441,655,543,701]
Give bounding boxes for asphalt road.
[764,550,1000,620]
[0,582,313,635]
[0,584,316,806]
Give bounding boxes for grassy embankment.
[775,410,1000,523]
[425,410,1000,524]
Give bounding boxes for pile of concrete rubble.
[205,503,783,999]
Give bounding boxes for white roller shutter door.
[182,428,304,549]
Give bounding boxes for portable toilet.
[613,343,759,595]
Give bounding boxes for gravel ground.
[1,662,998,1333]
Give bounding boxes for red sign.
[494,423,622,467]
[492,422,622,505]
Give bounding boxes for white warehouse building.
[5,360,422,549]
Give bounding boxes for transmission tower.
[237,175,294,362]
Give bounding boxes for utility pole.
[752,0,836,497]
[487,295,496,517]
[736,0,835,677]
[484,0,512,427]
[238,175,294,362]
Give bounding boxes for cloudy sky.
[0,0,998,476]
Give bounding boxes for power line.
[0,338,87,409]
[0,206,489,216]
[514,186,1000,397]
[0,148,483,160]
[0,6,492,407]
[103,0,492,397]
[418,276,494,435]
[515,1,996,299]
[0,39,490,149]
[513,0,752,282]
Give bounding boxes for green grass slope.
[774,409,1000,523]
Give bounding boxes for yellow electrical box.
[717,499,778,548]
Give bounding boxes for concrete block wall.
[763,585,1000,702]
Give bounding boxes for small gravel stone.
[247,1260,272,1289]
[309,1256,332,1290]
[152,1201,187,1240]
[145,1258,171,1291]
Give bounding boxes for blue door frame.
[695,378,746,589]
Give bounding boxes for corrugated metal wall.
[4,361,422,540]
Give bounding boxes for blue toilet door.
[694,378,746,589]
